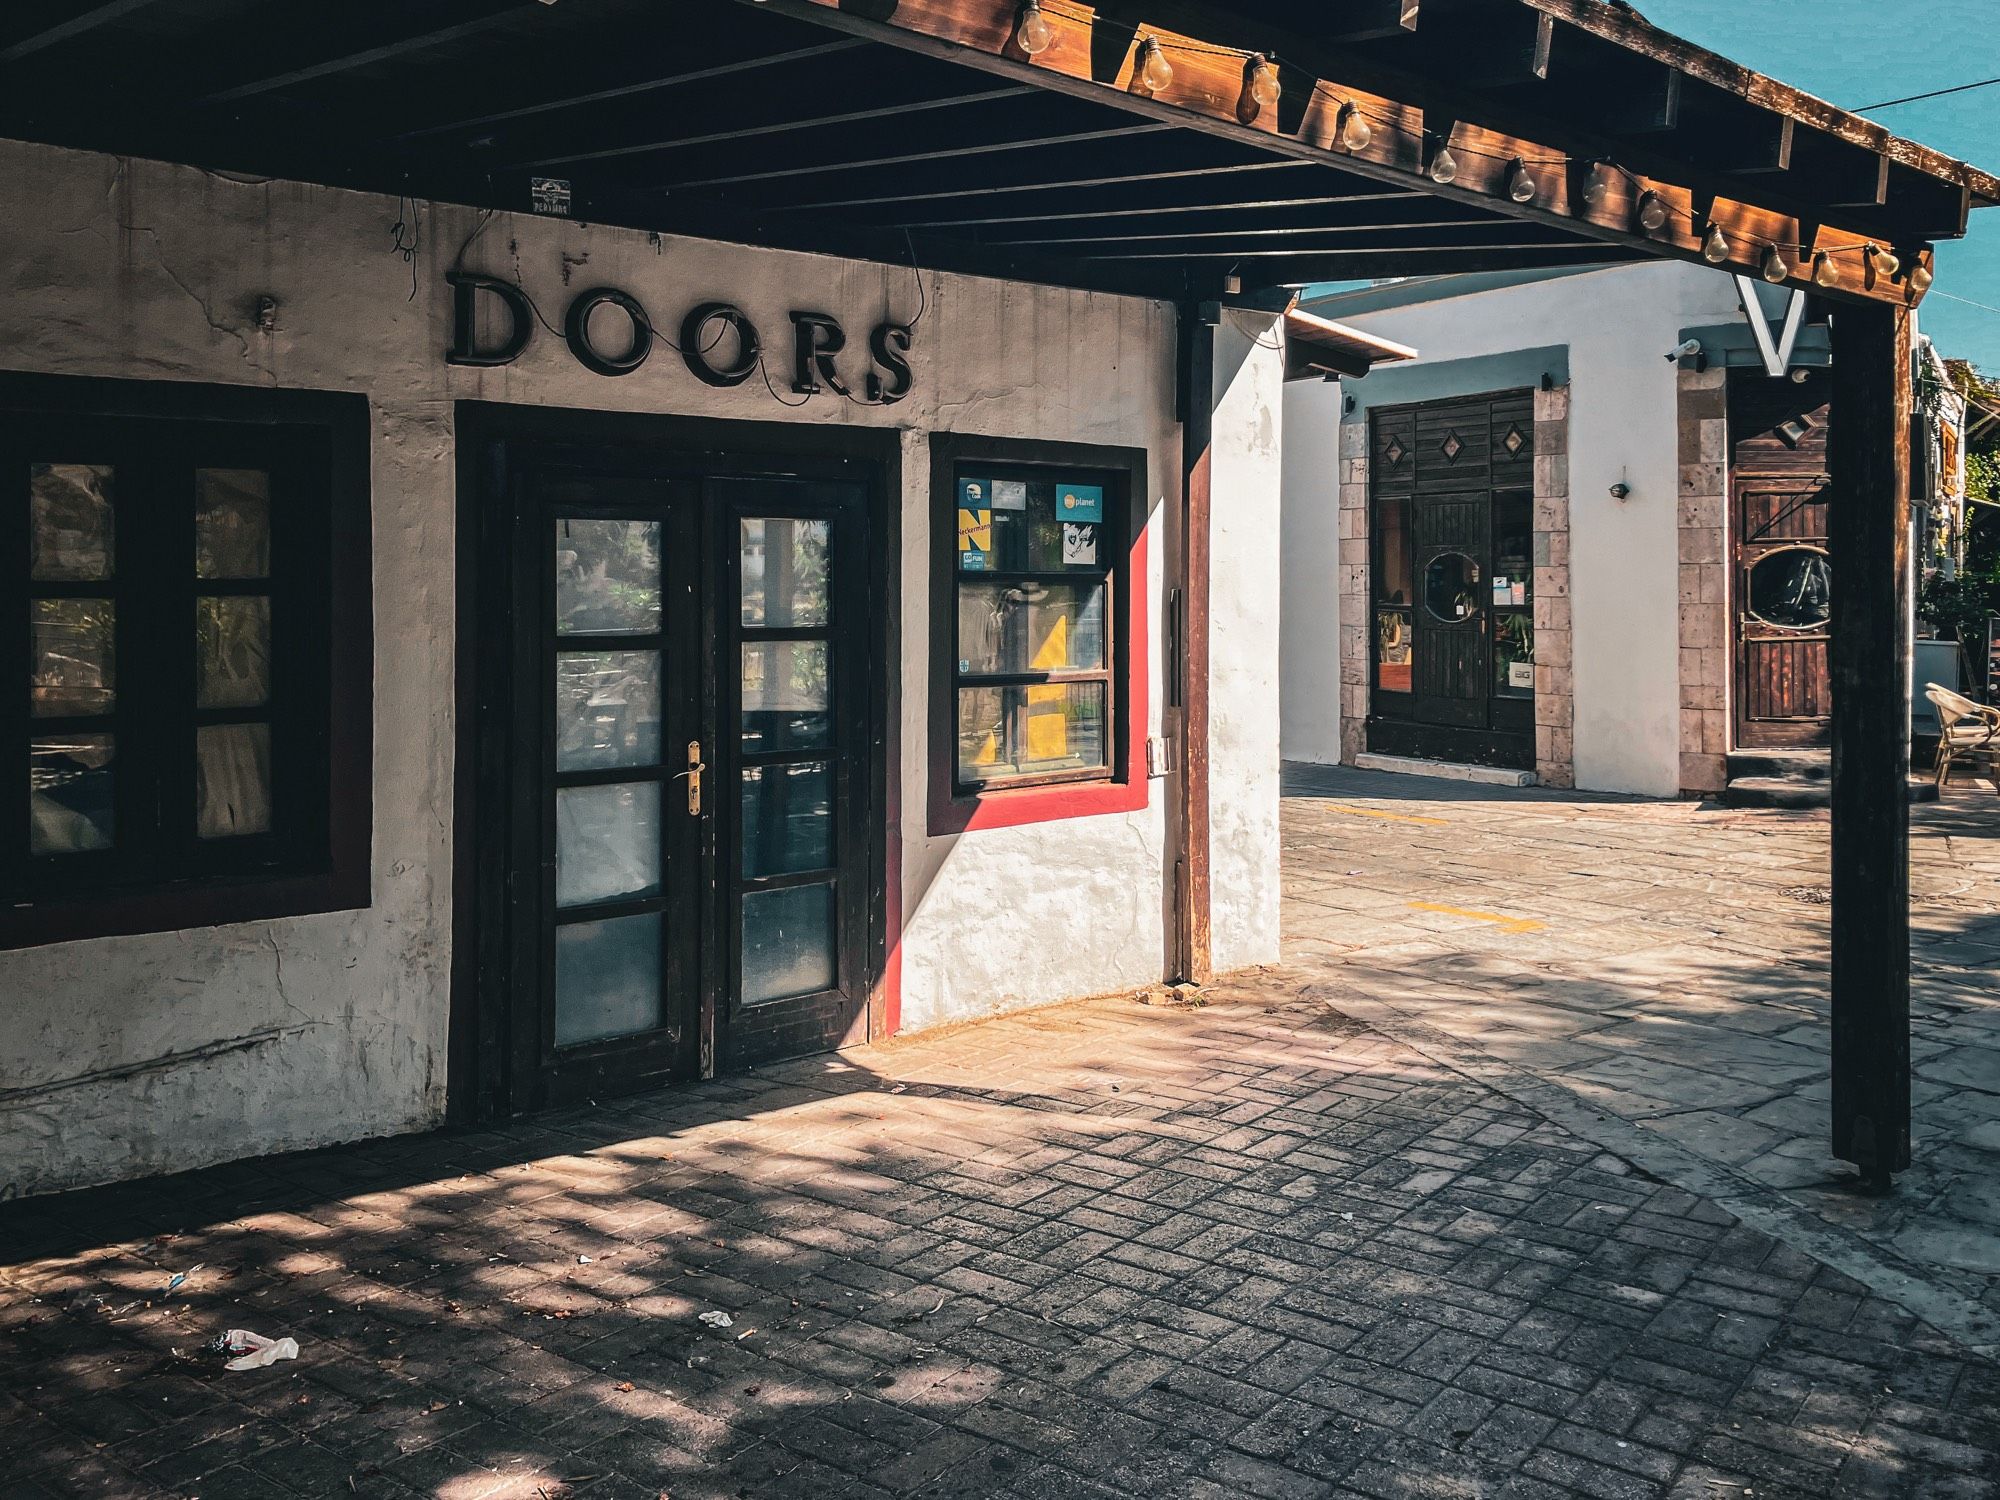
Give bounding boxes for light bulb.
[1636,192,1670,232]
[1869,245,1901,280]
[1812,252,1840,288]
[1428,143,1459,185]
[1013,0,1053,56]
[1582,161,1614,209]
[1760,244,1790,283]
[1507,159,1538,204]
[1135,36,1172,94]
[1908,261,1934,295]
[1702,223,1729,263]
[1337,101,1372,152]
[1247,54,1280,108]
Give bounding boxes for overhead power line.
[1853,75,2000,112]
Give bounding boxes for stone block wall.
[1532,385,1575,789]
[1676,364,1730,796]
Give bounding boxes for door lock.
[675,739,706,816]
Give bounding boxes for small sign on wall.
[530,177,572,217]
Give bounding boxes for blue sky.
[1637,0,1998,371]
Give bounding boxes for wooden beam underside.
[750,0,1951,307]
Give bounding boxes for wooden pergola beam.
[0,0,161,63]
[737,0,1940,307]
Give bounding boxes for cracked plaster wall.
[0,140,1282,1195]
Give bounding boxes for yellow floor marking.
[1325,803,1449,826]
[1407,901,1546,934]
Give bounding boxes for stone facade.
[1333,388,1574,788]
[1531,384,1575,790]
[1676,364,1731,796]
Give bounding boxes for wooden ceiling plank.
[1524,0,1999,203]
[515,84,1037,169]
[202,2,532,105]
[0,0,163,64]
[393,39,869,143]
[768,157,1313,212]
[901,187,1425,228]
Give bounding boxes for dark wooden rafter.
[910,185,1425,229]
[199,1,533,105]
[742,0,1950,305]
[514,84,1039,169]
[392,39,869,144]
[0,0,161,63]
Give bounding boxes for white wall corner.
[1207,312,1285,972]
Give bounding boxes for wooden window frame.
[0,373,371,951]
[928,434,1149,835]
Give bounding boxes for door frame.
[447,403,900,1124]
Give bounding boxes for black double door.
[484,443,877,1113]
[1368,392,1537,770]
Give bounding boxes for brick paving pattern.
[4,980,1997,1498]
[1278,763,2000,1338]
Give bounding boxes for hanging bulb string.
[1004,0,1915,290]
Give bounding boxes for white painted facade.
[0,140,1284,1197]
[1282,262,1748,798]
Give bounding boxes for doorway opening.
[451,409,894,1120]
[1365,390,1538,770]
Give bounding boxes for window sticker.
[957,508,991,571]
[1056,483,1103,523]
[991,479,1028,511]
[1062,522,1097,567]
[958,477,989,510]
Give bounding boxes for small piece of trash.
[163,1264,205,1295]
[1339,1212,1355,1222]
[577,1256,593,1264]
[889,1083,907,1093]
[216,1329,301,1371]
[698,1310,734,1329]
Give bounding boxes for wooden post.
[1827,301,1913,1193]
[1174,301,1215,985]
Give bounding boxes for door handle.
[673,739,705,816]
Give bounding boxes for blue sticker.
[958,477,990,510]
[1056,483,1104,523]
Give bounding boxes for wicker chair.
[1924,682,2000,790]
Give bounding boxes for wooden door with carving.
[1730,371,1833,749]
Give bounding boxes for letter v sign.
[1734,275,1809,378]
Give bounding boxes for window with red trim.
[928,436,1148,835]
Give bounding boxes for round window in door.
[1748,547,1831,629]
[1423,552,1481,622]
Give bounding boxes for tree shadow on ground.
[5,985,2000,1500]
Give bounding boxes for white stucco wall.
[1281,262,1746,797]
[0,140,1288,1196]
[1207,313,1286,972]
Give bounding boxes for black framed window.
[944,459,1122,792]
[2,375,370,949]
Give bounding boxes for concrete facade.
[0,140,1284,1197]
[1282,262,1750,799]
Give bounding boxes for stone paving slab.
[4,980,1998,1499]
[1279,762,2000,1351]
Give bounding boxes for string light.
[1244,53,1281,113]
[1013,0,1054,57]
[1427,136,1459,185]
[1336,100,1373,152]
[999,6,1931,304]
[1507,158,1538,204]
[1134,35,1173,95]
[1581,160,1615,209]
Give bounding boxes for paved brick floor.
[4,979,1998,1499]
[1278,763,2000,1351]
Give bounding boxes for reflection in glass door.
[500,457,874,1111]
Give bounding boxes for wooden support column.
[1827,301,1913,1193]
[1173,301,1215,985]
